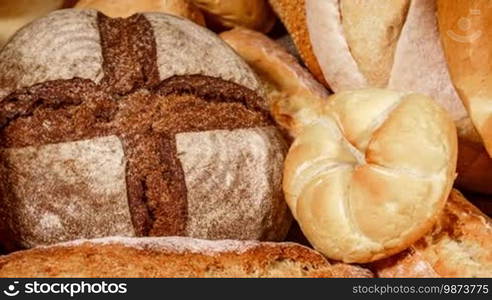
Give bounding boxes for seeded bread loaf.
[0,237,373,278]
[0,9,291,251]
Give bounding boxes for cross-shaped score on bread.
[0,9,291,251]
[283,89,458,263]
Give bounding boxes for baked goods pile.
[0,0,490,277]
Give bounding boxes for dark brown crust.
[0,159,18,251]
[0,75,274,242]
[0,11,283,249]
[123,132,188,236]
[97,13,159,94]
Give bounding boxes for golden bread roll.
[220,27,328,134]
[75,0,205,25]
[283,89,458,263]
[268,0,326,86]
[437,0,492,158]
[272,0,492,194]
[0,0,66,47]
[374,190,492,277]
[190,0,275,33]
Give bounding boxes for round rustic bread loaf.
[0,9,291,251]
[283,89,458,263]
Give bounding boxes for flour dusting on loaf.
[0,236,374,277]
[0,9,103,99]
[145,13,262,94]
[0,9,290,251]
[0,136,135,248]
[176,126,288,240]
[57,236,263,255]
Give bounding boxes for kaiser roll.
[270,0,492,195]
[283,89,457,263]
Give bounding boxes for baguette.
[268,0,327,86]
[282,89,457,263]
[0,237,373,278]
[437,0,492,158]
[373,190,492,277]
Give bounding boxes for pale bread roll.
[272,0,492,194]
[219,27,328,135]
[437,0,492,158]
[0,237,373,278]
[283,89,457,263]
[374,190,492,277]
[75,0,205,25]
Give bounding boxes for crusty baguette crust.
[339,0,410,87]
[437,0,492,158]
[268,0,327,87]
[374,190,492,277]
[456,139,492,194]
[467,194,492,217]
[0,237,373,278]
